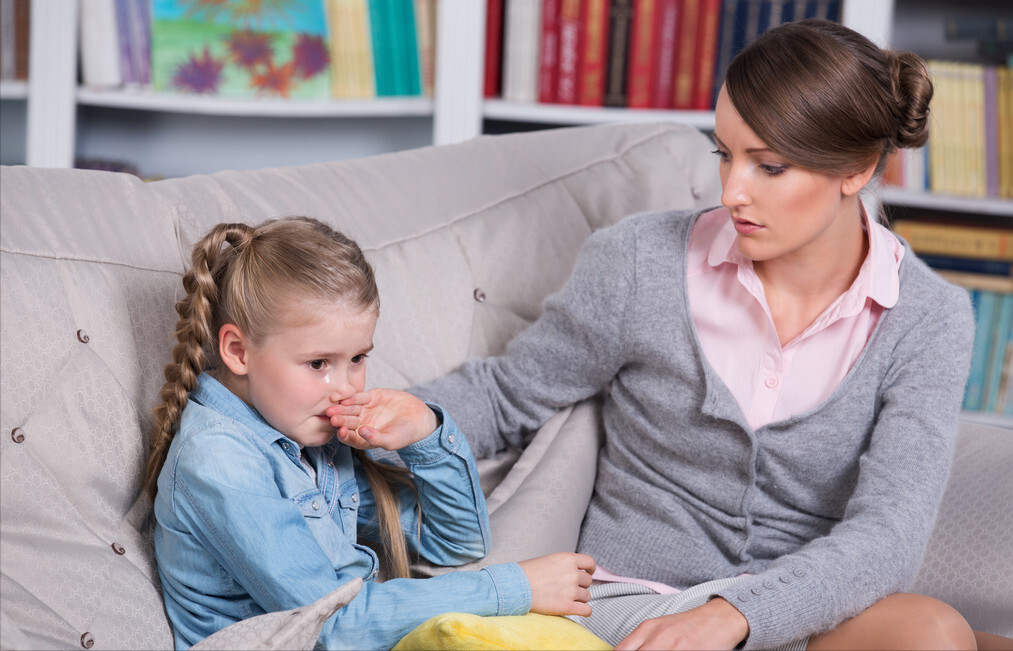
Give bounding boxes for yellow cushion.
[392,612,612,651]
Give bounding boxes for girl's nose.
[325,373,356,402]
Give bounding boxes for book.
[151,0,331,98]
[392,0,422,96]
[368,0,394,95]
[415,0,436,96]
[692,0,722,110]
[983,291,1013,412]
[556,0,583,104]
[602,0,632,107]
[670,0,699,109]
[963,289,996,411]
[1000,66,1013,199]
[577,0,611,106]
[920,254,1013,277]
[937,270,1013,294]
[1,0,15,81]
[328,0,375,99]
[625,0,655,109]
[538,0,560,102]
[892,221,1013,261]
[114,0,151,87]
[649,0,679,109]
[502,0,541,103]
[984,65,1000,198]
[709,0,738,107]
[484,0,504,97]
[80,0,122,88]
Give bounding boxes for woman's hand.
[613,597,749,650]
[518,552,597,617]
[326,389,438,451]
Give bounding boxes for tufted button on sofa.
[1,123,1010,649]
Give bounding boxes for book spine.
[649,0,679,110]
[984,65,1000,198]
[400,0,422,96]
[625,0,655,109]
[670,0,698,109]
[355,0,377,97]
[114,0,135,85]
[132,0,151,85]
[1000,66,1013,199]
[963,289,995,411]
[578,0,611,106]
[80,0,122,88]
[538,0,561,103]
[602,0,631,107]
[919,254,1013,277]
[710,0,737,107]
[556,0,583,105]
[692,0,722,110]
[893,220,1013,261]
[13,0,27,79]
[367,0,391,95]
[0,0,15,81]
[415,0,436,96]
[983,291,1013,412]
[484,0,504,97]
[937,270,1013,294]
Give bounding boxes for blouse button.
[764,376,779,388]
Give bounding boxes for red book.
[670,0,699,109]
[556,0,583,104]
[538,0,562,103]
[577,0,611,106]
[483,0,504,97]
[691,0,722,110]
[626,0,656,108]
[650,0,680,109]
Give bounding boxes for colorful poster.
[151,0,331,98]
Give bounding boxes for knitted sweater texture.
[414,209,975,648]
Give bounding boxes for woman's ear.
[219,323,251,376]
[841,161,878,197]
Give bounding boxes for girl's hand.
[518,552,596,617]
[326,389,438,451]
[613,598,749,650]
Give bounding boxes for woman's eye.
[710,148,730,162]
[309,360,326,371]
[761,164,788,176]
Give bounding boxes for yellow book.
[328,0,374,98]
[893,220,1013,261]
[414,0,436,97]
[1002,66,1013,199]
[968,63,986,198]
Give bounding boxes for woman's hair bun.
[891,50,933,149]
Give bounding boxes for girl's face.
[712,86,855,265]
[240,302,377,448]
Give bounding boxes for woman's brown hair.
[145,216,417,579]
[724,18,933,179]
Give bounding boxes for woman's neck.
[754,198,869,346]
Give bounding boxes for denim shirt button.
[282,442,290,451]
[351,493,358,503]
[312,501,320,511]
[447,433,455,444]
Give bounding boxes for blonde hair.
[724,19,933,179]
[145,216,417,579]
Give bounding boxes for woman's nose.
[721,163,751,208]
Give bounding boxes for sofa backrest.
[0,122,721,650]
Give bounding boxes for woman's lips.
[733,218,763,234]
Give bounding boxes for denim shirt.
[154,374,530,650]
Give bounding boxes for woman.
[337,19,1001,650]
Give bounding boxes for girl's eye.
[309,360,327,371]
[351,354,368,365]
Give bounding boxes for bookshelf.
[5,0,481,176]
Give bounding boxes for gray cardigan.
[414,209,975,648]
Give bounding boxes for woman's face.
[712,86,855,265]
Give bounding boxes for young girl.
[145,216,595,650]
[398,19,1010,650]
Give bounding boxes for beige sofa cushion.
[0,122,720,650]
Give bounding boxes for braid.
[354,449,419,579]
[144,223,254,500]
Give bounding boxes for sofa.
[1,122,1010,650]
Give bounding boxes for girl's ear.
[841,161,878,197]
[219,323,251,376]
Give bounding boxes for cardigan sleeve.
[714,272,976,649]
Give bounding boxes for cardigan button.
[11,427,25,443]
[76,329,90,343]
[473,288,486,302]
[80,632,95,648]
[111,542,125,555]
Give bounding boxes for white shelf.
[0,80,29,100]
[880,187,1013,218]
[961,411,1013,430]
[483,99,716,131]
[75,88,434,118]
